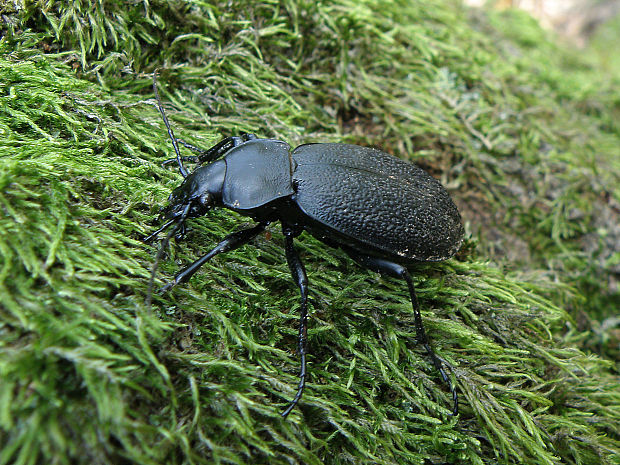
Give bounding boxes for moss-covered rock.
[0,1,618,464]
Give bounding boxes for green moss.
[0,1,618,464]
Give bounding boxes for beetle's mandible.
[145,73,464,418]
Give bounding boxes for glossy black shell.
[218,140,463,263]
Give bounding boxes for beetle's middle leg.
[343,250,458,416]
[159,222,267,293]
[281,225,309,418]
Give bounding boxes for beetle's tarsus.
[146,218,185,308]
[143,218,178,244]
[143,231,159,244]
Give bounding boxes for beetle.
[145,74,464,418]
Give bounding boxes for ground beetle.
[145,74,464,418]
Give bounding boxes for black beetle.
[145,74,464,418]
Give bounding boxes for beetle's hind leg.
[281,226,309,418]
[344,251,458,416]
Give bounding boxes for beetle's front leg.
[281,225,309,418]
[159,222,267,293]
[161,153,199,168]
[161,134,259,168]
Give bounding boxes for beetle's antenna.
[153,70,189,178]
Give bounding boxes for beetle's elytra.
[145,74,464,418]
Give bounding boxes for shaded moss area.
[0,1,618,464]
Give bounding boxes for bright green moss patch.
[0,1,618,464]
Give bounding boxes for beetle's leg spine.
[281,227,309,418]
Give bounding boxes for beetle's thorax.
[220,139,294,211]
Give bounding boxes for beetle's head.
[144,160,226,243]
[162,159,226,223]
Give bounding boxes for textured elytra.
[291,144,463,261]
